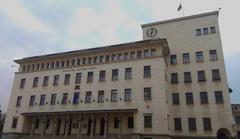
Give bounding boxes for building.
[232,104,240,138]
[1,11,237,139]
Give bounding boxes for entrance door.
[87,118,91,136]
[56,119,61,135]
[100,118,105,136]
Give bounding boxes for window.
[196,51,203,62]
[128,117,134,128]
[210,27,216,34]
[200,92,208,104]
[45,63,49,69]
[53,75,59,86]
[61,93,68,104]
[16,96,22,107]
[36,63,40,70]
[188,118,196,131]
[111,54,116,61]
[82,58,86,64]
[203,27,209,35]
[234,116,240,124]
[172,93,180,105]
[42,76,49,87]
[20,78,26,89]
[209,50,217,61]
[125,68,132,80]
[125,89,132,101]
[40,95,46,105]
[212,69,221,81]
[130,51,135,59]
[112,69,118,81]
[88,57,92,64]
[196,29,201,36]
[55,61,59,68]
[64,74,70,85]
[171,73,178,84]
[98,90,104,103]
[215,91,224,104]
[77,58,81,65]
[183,53,190,64]
[137,51,142,58]
[99,70,105,82]
[75,73,82,84]
[114,117,119,128]
[85,91,92,103]
[29,95,35,106]
[170,55,177,64]
[31,64,35,71]
[198,71,206,82]
[60,61,65,68]
[87,72,94,83]
[66,60,70,66]
[111,89,118,102]
[144,115,152,128]
[50,94,57,105]
[32,77,39,88]
[144,66,151,78]
[50,62,54,69]
[12,118,18,128]
[174,118,182,131]
[93,56,98,63]
[184,72,192,83]
[186,92,194,105]
[124,52,129,60]
[117,53,122,60]
[99,56,104,63]
[27,65,30,71]
[144,87,151,100]
[22,65,26,72]
[73,92,79,104]
[150,49,156,56]
[144,50,149,57]
[203,118,212,131]
[105,55,110,62]
[40,63,45,70]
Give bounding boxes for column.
[41,115,47,136]
[77,114,82,139]
[64,115,70,137]
[118,113,122,138]
[90,114,95,137]
[52,115,58,137]
[104,113,108,138]
[30,116,36,136]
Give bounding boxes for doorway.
[56,119,61,135]
[87,118,91,136]
[100,118,105,136]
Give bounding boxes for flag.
[177,3,182,11]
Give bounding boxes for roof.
[141,11,219,27]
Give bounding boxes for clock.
[146,27,158,38]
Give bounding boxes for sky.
[0,0,239,112]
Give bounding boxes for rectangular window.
[99,70,105,82]
[117,53,123,61]
[144,66,151,78]
[75,73,82,84]
[183,53,190,64]
[12,118,18,128]
[144,115,152,128]
[125,89,132,101]
[196,51,204,62]
[82,58,86,64]
[71,59,75,66]
[87,72,94,83]
[88,57,92,64]
[29,95,35,106]
[50,62,54,69]
[171,73,178,84]
[22,65,26,72]
[99,56,104,63]
[85,91,92,103]
[61,93,68,105]
[114,117,119,128]
[73,92,79,104]
[111,89,118,102]
[77,58,81,65]
[39,94,46,105]
[60,61,65,68]
[31,64,35,71]
[130,51,135,59]
[170,55,177,64]
[45,63,49,69]
[53,75,59,86]
[40,63,45,70]
[210,26,216,34]
[105,55,110,62]
[200,92,208,104]
[111,54,116,61]
[196,29,201,36]
[42,76,49,87]
[125,67,132,80]
[128,117,134,128]
[203,118,212,131]
[184,72,192,83]
[186,92,194,105]
[32,77,39,88]
[98,90,104,103]
[209,50,217,61]
[234,116,240,124]
[50,94,57,105]
[150,49,156,56]
[55,61,59,68]
[174,118,182,131]
[172,93,180,105]
[112,69,118,81]
[66,60,70,66]
[215,91,224,104]
[212,69,221,81]
[64,74,70,85]
[198,70,206,82]
[188,118,196,131]
[20,78,26,89]
[93,56,98,63]
[144,50,149,57]
[16,96,22,107]
[144,87,151,100]
[137,51,142,58]
[203,27,209,35]
[124,52,129,60]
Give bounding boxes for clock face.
[146,27,158,38]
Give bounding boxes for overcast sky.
[0,0,239,112]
